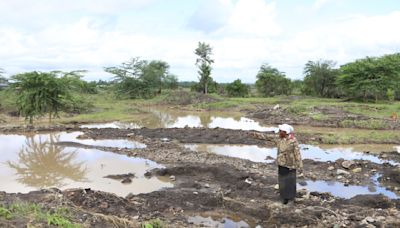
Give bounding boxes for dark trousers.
[278,165,296,200]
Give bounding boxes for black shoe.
[282,199,289,204]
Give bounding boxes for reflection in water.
[57,131,146,149]
[1,132,172,196]
[185,144,399,165]
[7,135,87,188]
[81,108,277,131]
[184,144,276,163]
[299,175,399,199]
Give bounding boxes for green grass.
[0,203,80,228]
[297,127,400,144]
[310,113,330,121]
[339,119,389,129]
[2,88,400,126]
[141,218,165,228]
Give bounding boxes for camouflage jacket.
[253,132,303,170]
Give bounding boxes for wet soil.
[1,127,400,227]
[248,105,400,130]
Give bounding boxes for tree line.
[1,42,399,123]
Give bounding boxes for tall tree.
[303,60,339,97]
[255,64,292,96]
[337,53,400,101]
[195,42,214,94]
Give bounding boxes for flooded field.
[81,108,276,131]
[1,110,400,227]
[0,132,171,196]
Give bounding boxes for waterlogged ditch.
[0,132,171,197]
[184,143,400,199]
[299,176,399,199]
[184,143,399,164]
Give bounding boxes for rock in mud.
[121,178,132,184]
[328,166,335,171]
[342,160,356,169]
[103,173,135,180]
[337,169,350,175]
[348,195,394,209]
[352,167,362,173]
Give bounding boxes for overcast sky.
[0,0,399,82]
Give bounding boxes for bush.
[226,79,249,97]
[387,89,395,101]
[339,119,388,129]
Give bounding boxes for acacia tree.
[255,64,292,96]
[11,71,78,123]
[337,53,400,101]
[303,60,339,97]
[105,57,172,98]
[195,42,214,94]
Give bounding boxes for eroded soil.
[1,126,400,227]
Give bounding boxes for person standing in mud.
[251,124,303,204]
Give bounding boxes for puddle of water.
[81,108,277,131]
[318,144,400,154]
[299,175,399,199]
[184,144,276,163]
[184,144,398,165]
[188,215,250,228]
[301,145,398,165]
[0,133,171,196]
[61,132,146,149]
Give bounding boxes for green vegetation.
[104,58,174,98]
[105,57,175,99]
[338,53,400,101]
[255,64,292,96]
[11,71,89,123]
[194,42,214,94]
[226,79,249,97]
[141,218,165,228]
[303,60,340,98]
[339,119,389,130]
[0,68,6,84]
[0,203,80,227]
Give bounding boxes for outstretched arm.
[249,131,279,143]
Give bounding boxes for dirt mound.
[161,90,220,105]
[348,194,394,208]
[82,127,321,145]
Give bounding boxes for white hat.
[278,124,294,134]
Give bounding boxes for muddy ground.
[247,105,400,130]
[1,126,400,227]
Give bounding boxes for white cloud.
[189,0,281,37]
[312,0,332,10]
[0,0,399,83]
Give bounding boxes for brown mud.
[248,105,400,130]
[1,127,400,227]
